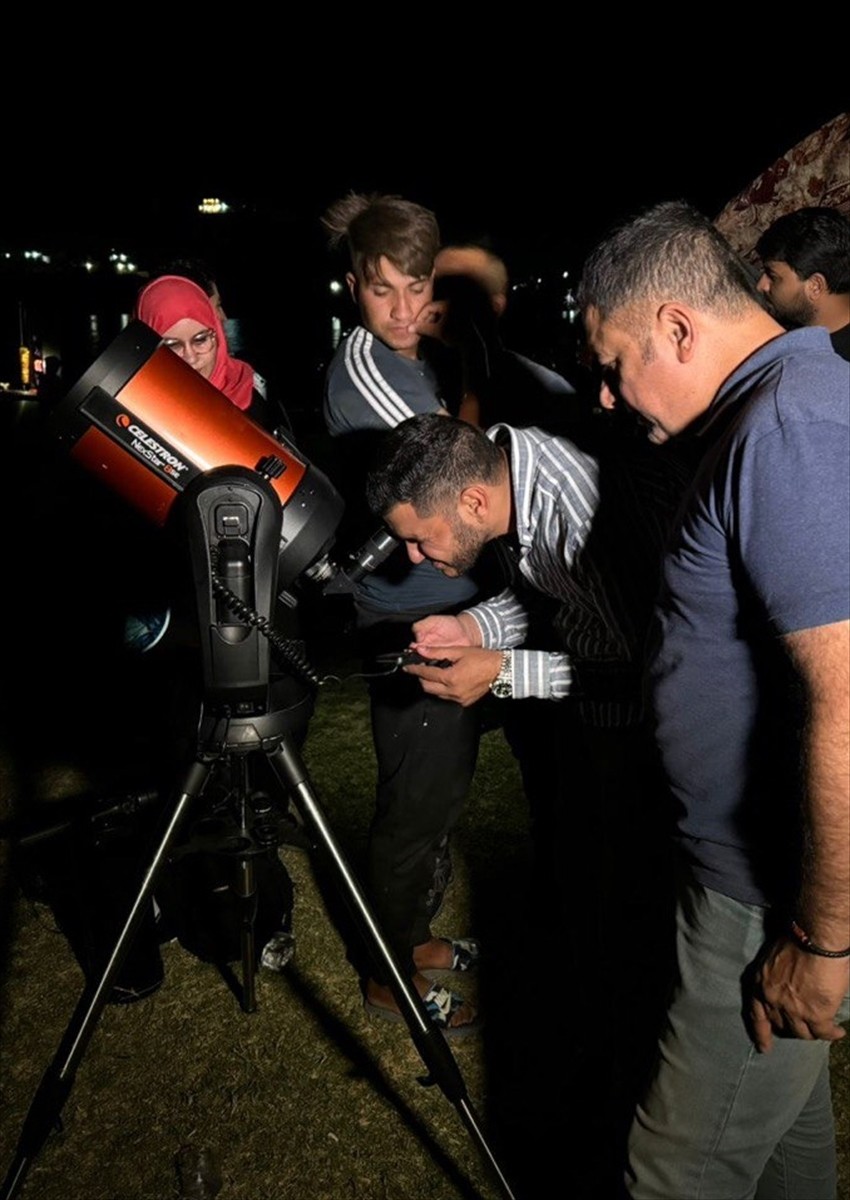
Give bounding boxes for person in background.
[756,205,850,361]
[578,199,849,1199]
[321,192,484,1038]
[151,256,228,323]
[432,241,580,433]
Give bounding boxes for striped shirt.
[464,424,687,723]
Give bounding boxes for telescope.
[51,319,398,694]
[50,319,383,596]
[3,320,517,1200]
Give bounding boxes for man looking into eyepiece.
[576,200,849,1199]
[364,413,603,706]
[755,205,850,361]
[364,410,685,1167]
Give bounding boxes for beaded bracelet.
[789,920,850,959]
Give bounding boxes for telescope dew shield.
[52,321,344,590]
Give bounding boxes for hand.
[412,613,480,649]
[747,936,849,1053]
[411,300,449,341]
[403,646,502,706]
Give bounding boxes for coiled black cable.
[210,574,323,687]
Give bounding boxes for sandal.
[364,982,481,1040]
[422,937,481,979]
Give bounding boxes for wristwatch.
[489,650,513,699]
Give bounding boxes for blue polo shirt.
[653,327,850,907]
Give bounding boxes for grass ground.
[0,626,541,1200]
[1,621,848,1200]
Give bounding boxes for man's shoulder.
[324,324,434,388]
[488,423,600,527]
[324,326,395,422]
[695,331,850,548]
[774,325,850,380]
[505,351,575,397]
[326,324,419,382]
[755,331,848,430]
[488,421,597,468]
[714,328,849,443]
[323,325,444,436]
[324,325,371,388]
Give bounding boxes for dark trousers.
[503,698,673,953]
[358,615,481,983]
[501,699,677,1191]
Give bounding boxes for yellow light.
[197,197,231,215]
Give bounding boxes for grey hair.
[577,200,761,321]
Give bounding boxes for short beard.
[774,292,817,329]
[446,516,487,575]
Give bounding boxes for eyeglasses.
[161,329,216,357]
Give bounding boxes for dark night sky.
[1,89,846,392]
[5,95,847,269]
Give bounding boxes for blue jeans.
[626,882,850,1199]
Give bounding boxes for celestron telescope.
[0,322,517,1200]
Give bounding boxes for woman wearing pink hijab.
[126,273,297,654]
[134,274,288,433]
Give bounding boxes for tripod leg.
[266,737,518,1200]
[228,757,259,1014]
[235,854,258,1013]
[0,759,212,1200]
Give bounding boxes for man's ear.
[458,483,490,522]
[657,302,697,362]
[345,272,358,303]
[805,272,828,298]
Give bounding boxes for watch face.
[490,652,512,698]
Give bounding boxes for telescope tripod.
[156,735,308,1016]
[1,690,517,1200]
[2,463,518,1199]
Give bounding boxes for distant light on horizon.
[198,197,230,215]
[108,251,139,275]
[562,285,578,324]
[329,280,343,295]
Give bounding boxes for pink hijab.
[134,275,255,410]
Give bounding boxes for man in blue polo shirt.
[578,201,849,1199]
